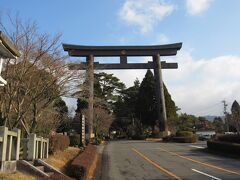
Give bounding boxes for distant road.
[96,140,240,180]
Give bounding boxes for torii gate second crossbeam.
[63,43,182,138]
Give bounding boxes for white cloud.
[186,0,213,15]
[157,34,170,44]
[164,50,240,116]
[62,97,77,117]
[119,0,174,33]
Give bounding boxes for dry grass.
[0,171,36,180]
[45,146,81,173]
[145,138,162,142]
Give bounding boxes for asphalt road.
[96,140,240,180]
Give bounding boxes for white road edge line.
[189,145,205,149]
[191,168,222,180]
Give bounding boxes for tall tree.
[94,72,125,109]
[212,117,224,133]
[72,98,88,133]
[112,79,140,135]
[54,97,70,133]
[231,100,240,134]
[92,107,113,139]
[136,70,178,133]
[136,70,157,131]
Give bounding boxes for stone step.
[27,161,34,165]
[35,165,44,171]
[45,172,54,176]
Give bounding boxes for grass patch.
[0,171,36,180]
[45,146,81,174]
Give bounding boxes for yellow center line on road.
[132,148,182,180]
[156,147,240,176]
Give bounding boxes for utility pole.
[222,100,229,132]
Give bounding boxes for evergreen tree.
[231,100,240,134]
[112,79,140,135]
[136,70,157,131]
[72,98,88,133]
[163,83,178,119]
[136,70,178,132]
[54,97,70,133]
[212,117,224,133]
[94,72,125,102]
[75,98,88,114]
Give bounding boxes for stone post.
[14,128,21,160]
[80,115,86,147]
[40,137,43,159]
[46,138,49,159]
[8,136,12,161]
[0,126,8,162]
[153,54,168,137]
[28,133,36,161]
[35,140,39,159]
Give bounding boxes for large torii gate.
[63,43,182,138]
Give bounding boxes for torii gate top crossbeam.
[62,43,182,57]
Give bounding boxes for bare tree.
[93,107,113,139]
[0,14,80,135]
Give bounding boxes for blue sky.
[2,0,240,116]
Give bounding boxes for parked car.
[198,134,212,141]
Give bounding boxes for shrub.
[173,135,197,143]
[68,144,97,180]
[176,131,193,137]
[216,134,240,143]
[49,134,70,154]
[162,135,174,142]
[69,134,81,147]
[207,140,240,155]
[131,135,145,140]
[92,138,101,145]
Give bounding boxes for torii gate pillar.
[153,54,168,136]
[86,55,94,139]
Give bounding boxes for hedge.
[216,134,240,143]
[68,144,97,180]
[173,135,197,143]
[131,135,146,140]
[49,134,70,154]
[70,134,81,147]
[176,131,193,137]
[207,140,240,155]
